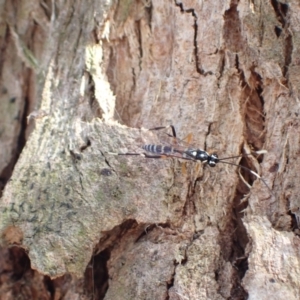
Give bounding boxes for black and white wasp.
[110,125,271,192]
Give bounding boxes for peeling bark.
[1,0,300,299]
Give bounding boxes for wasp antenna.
[219,161,273,194]
[218,149,268,161]
[218,154,245,161]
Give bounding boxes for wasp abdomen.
[142,145,174,154]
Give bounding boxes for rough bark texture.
[1,0,300,299]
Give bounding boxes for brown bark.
[1,0,300,299]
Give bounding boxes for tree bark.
[1,0,300,299]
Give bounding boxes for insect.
[110,125,272,193]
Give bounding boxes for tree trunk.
[1,0,300,299]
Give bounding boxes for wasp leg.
[148,125,177,138]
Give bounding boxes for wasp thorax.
[193,150,209,161]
